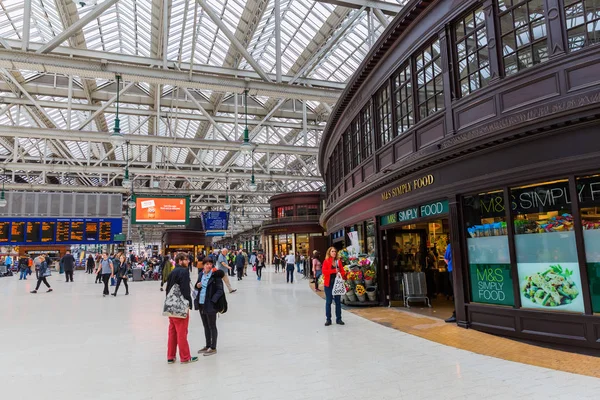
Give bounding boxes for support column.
[22,0,31,51]
[544,0,567,58]
[275,0,282,83]
[448,197,468,328]
[438,28,455,136]
[482,0,502,82]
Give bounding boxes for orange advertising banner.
[134,197,188,223]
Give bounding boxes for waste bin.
[133,268,143,281]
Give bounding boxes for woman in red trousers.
[321,247,347,326]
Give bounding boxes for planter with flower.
[345,282,357,302]
[364,269,376,287]
[355,284,367,302]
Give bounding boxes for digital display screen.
[41,222,55,242]
[133,196,189,224]
[70,221,84,241]
[11,222,24,243]
[26,221,41,243]
[99,222,111,242]
[0,222,9,242]
[56,221,70,242]
[85,222,98,241]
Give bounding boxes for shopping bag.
[332,273,346,296]
[162,283,189,318]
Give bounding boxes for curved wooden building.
[320,0,600,349]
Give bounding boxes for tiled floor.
[1,269,599,400]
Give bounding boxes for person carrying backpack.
[30,256,53,294]
[193,258,225,357]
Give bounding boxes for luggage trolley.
[403,272,431,308]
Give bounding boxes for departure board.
[85,222,98,241]
[11,222,24,243]
[70,221,84,241]
[26,221,41,243]
[0,221,9,242]
[0,218,121,245]
[99,221,111,241]
[56,221,70,242]
[41,222,55,242]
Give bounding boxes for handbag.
[162,283,189,318]
[332,273,346,296]
[252,265,257,271]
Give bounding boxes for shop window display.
[463,191,514,306]
[577,175,600,312]
[511,180,584,312]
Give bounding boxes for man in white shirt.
[285,252,296,283]
[217,248,237,294]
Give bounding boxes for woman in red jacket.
[321,247,347,326]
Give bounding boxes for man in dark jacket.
[194,259,225,357]
[61,250,76,282]
[165,254,197,364]
[235,251,245,281]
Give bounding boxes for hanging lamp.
[109,74,126,147]
[248,149,257,192]
[0,169,7,208]
[239,90,255,155]
[128,180,136,209]
[224,175,231,210]
[122,140,132,189]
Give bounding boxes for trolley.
[403,272,431,308]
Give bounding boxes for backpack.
[215,290,228,314]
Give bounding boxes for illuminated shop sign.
[380,200,449,226]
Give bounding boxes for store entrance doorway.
[383,218,454,315]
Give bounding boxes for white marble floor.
[1,268,599,400]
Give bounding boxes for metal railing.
[260,214,320,227]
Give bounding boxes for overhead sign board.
[202,211,229,231]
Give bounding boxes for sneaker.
[324,320,332,326]
[445,316,457,323]
[46,289,53,293]
[181,357,199,364]
[336,320,345,326]
[230,289,237,293]
[203,349,217,357]
[167,359,175,364]
[30,290,37,294]
[197,347,209,354]
[111,293,117,297]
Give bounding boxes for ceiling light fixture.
[0,168,7,208]
[109,74,125,147]
[240,89,255,155]
[122,140,132,188]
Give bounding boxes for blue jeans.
[324,285,342,322]
[19,269,27,280]
[286,264,294,283]
[296,262,302,273]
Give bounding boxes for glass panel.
[511,180,584,313]
[463,191,514,306]
[577,175,600,313]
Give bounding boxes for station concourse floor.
[1,268,599,400]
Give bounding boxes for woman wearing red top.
[321,247,347,326]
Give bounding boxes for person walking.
[312,250,322,291]
[166,254,198,364]
[30,256,53,294]
[242,249,249,277]
[273,254,280,273]
[160,255,175,291]
[255,253,265,281]
[18,256,29,280]
[285,251,296,283]
[217,248,237,293]
[61,250,76,283]
[194,258,224,357]
[322,247,347,326]
[235,251,245,281]
[5,254,12,273]
[86,254,95,274]
[295,253,302,273]
[110,253,120,287]
[96,253,114,297]
[112,255,130,296]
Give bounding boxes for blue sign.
[202,211,229,231]
[206,231,226,237]
[0,217,123,245]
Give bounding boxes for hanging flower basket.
[366,286,377,301]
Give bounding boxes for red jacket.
[321,258,346,287]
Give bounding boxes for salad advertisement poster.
[518,263,584,313]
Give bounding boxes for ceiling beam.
[37,0,121,54]
[0,126,319,155]
[312,0,401,15]
[0,49,340,102]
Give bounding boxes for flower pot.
[366,287,376,301]
[346,291,357,302]
[357,293,366,302]
[364,279,375,287]
[353,280,362,286]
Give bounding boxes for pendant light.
[109,74,126,147]
[0,169,7,208]
[248,149,257,192]
[224,175,231,211]
[128,181,136,209]
[239,90,255,155]
[122,140,132,189]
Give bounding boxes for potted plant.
[355,284,366,302]
[345,283,357,302]
[364,269,376,287]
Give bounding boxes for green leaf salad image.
[522,264,579,307]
